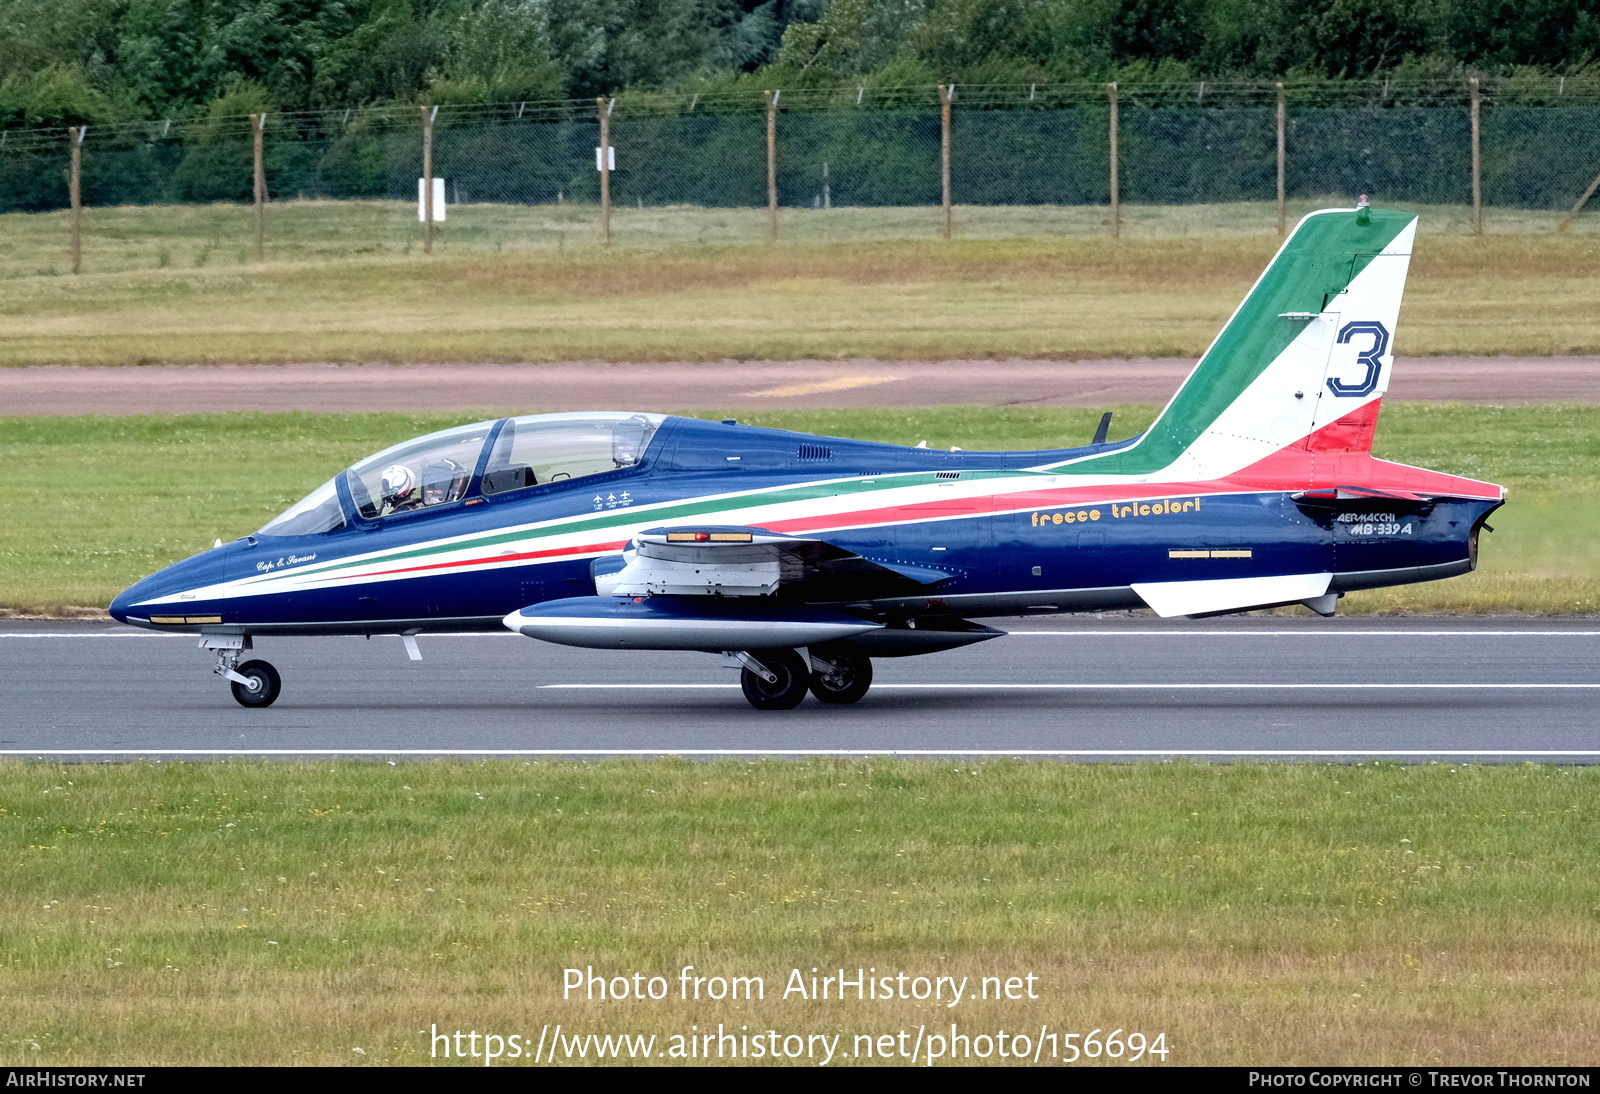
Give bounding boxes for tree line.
[1,0,1595,130]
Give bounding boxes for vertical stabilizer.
[1060,207,1416,480]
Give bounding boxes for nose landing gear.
[202,635,282,708]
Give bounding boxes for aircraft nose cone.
[109,568,173,625]
[108,584,135,623]
[108,547,231,627]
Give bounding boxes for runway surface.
[4,356,1598,415]
[2,617,1596,761]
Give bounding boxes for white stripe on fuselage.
[135,476,1254,607]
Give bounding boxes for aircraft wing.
[592,525,951,601]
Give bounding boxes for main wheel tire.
[809,651,873,704]
[230,659,282,708]
[739,650,810,710]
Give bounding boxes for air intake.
[797,444,833,460]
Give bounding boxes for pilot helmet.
[422,458,468,505]
[380,463,420,509]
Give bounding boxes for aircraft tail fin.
[1074,207,1417,481]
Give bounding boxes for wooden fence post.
[1107,83,1120,239]
[939,83,954,240]
[1559,167,1600,231]
[67,126,84,274]
[420,105,436,254]
[597,97,612,247]
[1276,83,1286,236]
[1470,77,1483,235]
[250,113,266,261]
[765,90,779,241]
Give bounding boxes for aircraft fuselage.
[110,415,1499,636]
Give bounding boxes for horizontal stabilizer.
[1295,486,1434,502]
[503,596,883,651]
[1132,573,1332,618]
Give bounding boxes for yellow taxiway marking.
[740,374,902,398]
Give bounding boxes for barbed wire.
[4,75,1600,154]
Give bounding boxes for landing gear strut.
[202,635,281,708]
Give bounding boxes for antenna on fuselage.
[1092,411,1113,445]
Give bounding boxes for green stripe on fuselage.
[261,469,1024,583]
[1057,207,1413,476]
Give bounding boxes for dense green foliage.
[766,0,1600,87]
[1,0,1598,126]
[0,0,817,123]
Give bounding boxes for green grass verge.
[4,404,1598,615]
[1,760,1596,1066]
[0,202,1598,364]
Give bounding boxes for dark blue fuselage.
[110,416,1500,637]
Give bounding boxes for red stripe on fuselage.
[289,404,1499,586]
[320,539,630,583]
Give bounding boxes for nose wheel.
[203,636,281,708]
[229,660,282,707]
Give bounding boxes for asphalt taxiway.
[1,616,1596,761]
[4,356,1598,415]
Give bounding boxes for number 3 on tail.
[1327,320,1389,398]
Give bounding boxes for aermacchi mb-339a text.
[111,207,1504,709]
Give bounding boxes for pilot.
[379,464,422,514]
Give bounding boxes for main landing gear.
[809,651,873,704]
[728,649,873,710]
[202,635,282,708]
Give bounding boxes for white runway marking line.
[540,682,1600,689]
[0,632,513,639]
[4,749,1600,758]
[1008,630,1600,637]
[8,630,1600,639]
[0,632,190,638]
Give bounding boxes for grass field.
[8,198,1598,276]
[4,404,1598,615]
[1,759,1596,1066]
[0,201,1598,364]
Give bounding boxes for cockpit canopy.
[258,413,665,536]
[343,420,498,521]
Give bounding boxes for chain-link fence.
[8,79,1600,266]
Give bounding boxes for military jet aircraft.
[111,206,1503,709]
